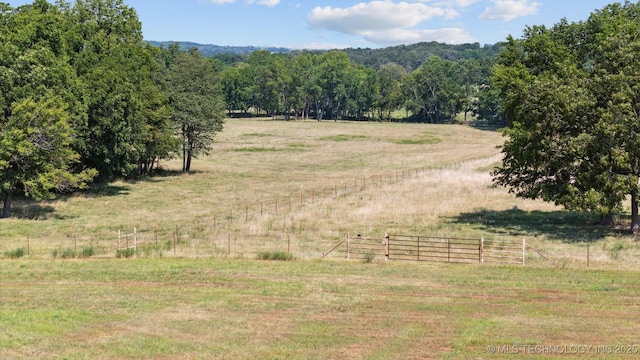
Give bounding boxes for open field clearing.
[2,119,640,358]
[2,119,639,268]
[1,259,639,359]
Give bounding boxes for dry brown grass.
[2,119,639,268]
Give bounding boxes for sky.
[9,0,623,49]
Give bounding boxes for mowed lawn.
[1,258,639,359]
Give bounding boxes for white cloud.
[307,0,473,46]
[427,0,483,7]
[361,27,476,45]
[247,0,281,6]
[479,0,540,21]
[206,0,235,4]
[308,1,458,34]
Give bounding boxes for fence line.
[324,233,555,267]
[117,228,137,250]
[192,155,501,229]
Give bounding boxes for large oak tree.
[492,1,640,231]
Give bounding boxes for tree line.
[217,48,499,124]
[5,0,500,219]
[6,0,638,232]
[0,0,225,218]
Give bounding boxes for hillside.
[145,40,502,69]
[145,41,291,57]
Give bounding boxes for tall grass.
[1,119,638,268]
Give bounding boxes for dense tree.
[377,63,407,120]
[0,2,96,218]
[67,0,172,180]
[492,1,640,231]
[315,51,351,120]
[164,49,225,172]
[221,63,253,115]
[406,56,463,123]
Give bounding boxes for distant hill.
[146,41,291,57]
[146,40,501,70]
[342,42,502,71]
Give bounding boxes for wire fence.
[324,233,557,267]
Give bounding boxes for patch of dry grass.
[1,119,639,269]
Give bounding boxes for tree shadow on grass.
[10,201,59,220]
[450,208,626,243]
[77,182,130,198]
[132,168,206,182]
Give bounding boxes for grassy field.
[1,119,640,358]
[1,259,638,359]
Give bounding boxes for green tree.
[0,2,96,218]
[164,49,225,172]
[69,0,168,179]
[221,62,253,115]
[1,95,97,218]
[377,63,406,120]
[407,56,463,123]
[492,1,640,231]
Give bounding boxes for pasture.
[1,119,639,358]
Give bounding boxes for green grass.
[1,118,640,357]
[1,259,638,359]
[319,134,368,141]
[256,250,295,261]
[393,132,441,145]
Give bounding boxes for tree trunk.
[2,191,12,219]
[599,212,614,227]
[631,190,639,233]
[185,148,192,173]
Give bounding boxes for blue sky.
[10,0,621,49]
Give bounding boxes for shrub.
[363,250,376,263]
[256,251,295,261]
[5,248,26,259]
[60,248,77,259]
[116,248,136,258]
[80,246,96,258]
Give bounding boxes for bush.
[5,248,26,259]
[256,251,295,261]
[363,250,376,263]
[60,248,77,259]
[116,248,136,258]
[80,246,96,258]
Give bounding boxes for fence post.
[346,233,350,259]
[417,236,420,261]
[118,230,121,250]
[134,227,137,250]
[480,237,484,263]
[448,238,451,263]
[522,238,526,267]
[385,233,389,261]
